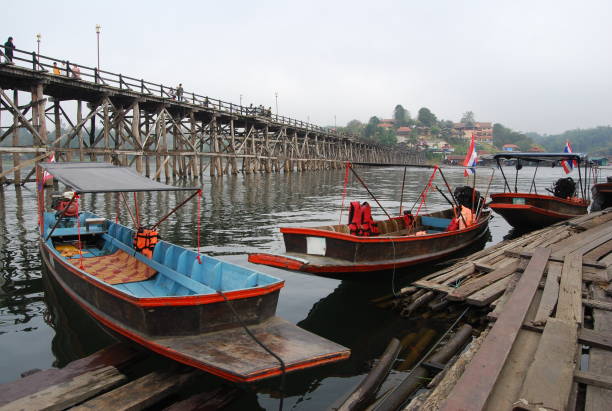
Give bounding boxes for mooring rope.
[217,290,286,411]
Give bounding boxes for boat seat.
[102,234,216,295]
[421,216,452,230]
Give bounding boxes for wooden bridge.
[0,46,422,184]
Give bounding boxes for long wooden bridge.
[0,46,422,184]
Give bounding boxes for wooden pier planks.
[439,247,551,411]
[447,260,519,301]
[532,261,562,325]
[0,343,140,407]
[557,251,583,324]
[514,318,578,410]
[585,286,612,410]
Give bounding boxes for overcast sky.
[4,0,611,134]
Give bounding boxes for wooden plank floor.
[402,208,612,410]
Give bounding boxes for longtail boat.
[36,162,349,383]
[249,165,492,274]
[489,152,590,231]
[591,176,612,212]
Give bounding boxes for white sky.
[4,0,612,134]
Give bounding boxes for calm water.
[0,164,577,409]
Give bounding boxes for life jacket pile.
[134,228,159,258]
[348,201,379,236]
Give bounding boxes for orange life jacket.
[134,228,159,258]
[348,201,379,236]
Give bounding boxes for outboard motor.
[551,177,576,199]
[453,186,482,210]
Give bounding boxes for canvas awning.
[493,152,587,162]
[39,162,198,193]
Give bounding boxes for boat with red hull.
[489,152,590,231]
[249,208,491,274]
[250,164,492,274]
[36,162,349,383]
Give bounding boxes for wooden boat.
[36,162,349,383]
[591,177,612,212]
[249,208,491,274]
[489,152,590,231]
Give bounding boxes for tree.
[417,107,437,127]
[460,111,475,126]
[492,123,534,151]
[345,119,364,136]
[374,127,397,145]
[393,104,410,126]
[364,116,381,138]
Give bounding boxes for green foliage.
[345,119,365,136]
[417,107,437,127]
[529,126,612,155]
[364,116,381,138]
[460,111,475,126]
[492,123,534,151]
[375,127,397,145]
[393,105,411,126]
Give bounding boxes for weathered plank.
[504,250,607,268]
[487,273,521,321]
[0,343,140,407]
[575,370,612,390]
[465,276,514,307]
[411,279,455,294]
[583,240,612,262]
[162,387,239,411]
[583,298,612,311]
[533,261,562,325]
[551,221,612,254]
[514,318,578,411]
[0,366,127,411]
[72,369,196,411]
[448,260,519,301]
[585,286,612,410]
[579,327,612,351]
[557,251,583,324]
[439,247,551,411]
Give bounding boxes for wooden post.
[77,101,84,161]
[132,101,142,174]
[103,98,110,162]
[12,90,20,185]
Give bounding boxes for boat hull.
[489,193,588,230]
[39,241,350,382]
[249,211,491,274]
[591,182,612,212]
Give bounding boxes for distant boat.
[250,164,491,274]
[37,162,349,383]
[489,152,590,231]
[591,176,612,212]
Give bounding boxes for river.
[0,164,579,409]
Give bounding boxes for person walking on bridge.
[176,83,184,102]
[4,37,15,63]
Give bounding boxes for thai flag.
[561,141,577,174]
[42,152,55,183]
[463,134,478,176]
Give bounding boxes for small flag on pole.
[463,134,478,177]
[561,141,577,174]
[42,152,55,184]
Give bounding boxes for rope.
[339,162,350,224]
[75,194,84,269]
[412,166,438,229]
[133,192,141,229]
[196,189,202,264]
[217,290,286,411]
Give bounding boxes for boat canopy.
[38,162,197,193]
[493,152,587,162]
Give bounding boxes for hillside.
[528,126,612,156]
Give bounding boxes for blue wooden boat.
[36,162,349,383]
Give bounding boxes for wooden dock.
[0,344,238,410]
[398,209,612,410]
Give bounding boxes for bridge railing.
[0,44,374,144]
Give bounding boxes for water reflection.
[0,165,575,403]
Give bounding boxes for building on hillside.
[395,126,412,144]
[381,119,395,124]
[444,154,467,165]
[528,146,545,152]
[377,122,394,129]
[502,144,519,152]
[453,122,493,142]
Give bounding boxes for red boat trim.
[40,247,349,382]
[280,216,488,243]
[248,254,305,271]
[251,226,489,273]
[490,192,589,206]
[46,242,284,307]
[488,203,582,219]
